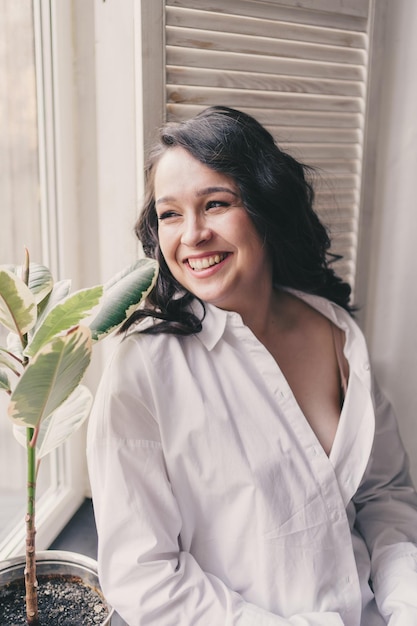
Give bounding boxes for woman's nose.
[181,215,212,247]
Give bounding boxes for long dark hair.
[123,106,352,335]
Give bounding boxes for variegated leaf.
[27,263,54,304]
[35,279,72,328]
[1,262,54,305]
[89,258,158,341]
[0,368,11,393]
[13,385,93,458]
[0,347,22,376]
[25,286,103,358]
[8,325,92,428]
[0,268,37,336]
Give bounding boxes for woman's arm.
[88,435,344,626]
[353,375,417,624]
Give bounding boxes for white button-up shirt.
[87,291,417,626]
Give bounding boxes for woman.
[87,106,417,625]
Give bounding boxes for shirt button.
[364,362,370,370]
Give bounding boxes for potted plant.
[0,249,158,625]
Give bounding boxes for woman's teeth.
[188,254,226,271]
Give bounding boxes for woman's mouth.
[187,253,228,272]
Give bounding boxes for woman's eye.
[206,200,229,210]
[157,210,178,221]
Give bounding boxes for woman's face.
[153,147,272,314]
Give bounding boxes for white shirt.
[87,291,417,626]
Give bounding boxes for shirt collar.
[283,288,351,330]
[191,299,229,351]
[191,289,351,351]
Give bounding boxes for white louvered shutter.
[161,0,372,291]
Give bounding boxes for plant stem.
[25,427,39,626]
[21,250,38,624]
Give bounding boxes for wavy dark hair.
[122,106,353,335]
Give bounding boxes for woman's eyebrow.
[196,186,239,197]
[155,195,174,206]
[156,187,239,206]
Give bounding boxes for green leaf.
[1,263,54,305]
[27,263,54,304]
[25,286,103,358]
[36,279,72,327]
[0,269,37,335]
[0,347,22,376]
[13,385,93,458]
[0,368,11,393]
[10,425,26,451]
[89,258,158,341]
[8,325,92,428]
[5,332,24,361]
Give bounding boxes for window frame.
[0,0,86,559]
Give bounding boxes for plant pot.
[0,550,115,625]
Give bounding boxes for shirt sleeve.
[87,336,344,626]
[353,375,417,625]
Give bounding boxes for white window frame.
[0,0,86,559]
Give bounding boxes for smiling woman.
[87,106,417,626]
[154,147,272,319]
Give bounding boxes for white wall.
[364,0,417,484]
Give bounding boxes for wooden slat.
[330,220,360,233]
[167,47,366,81]
[327,242,357,257]
[331,261,355,278]
[319,175,361,190]
[167,65,364,97]
[266,126,362,143]
[330,261,354,274]
[318,211,360,227]
[310,158,361,173]
[166,103,362,129]
[166,6,367,48]
[166,26,367,65]
[282,142,361,159]
[167,0,369,31]
[167,85,364,113]
[317,199,359,212]
[310,204,358,223]
[331,233,358,249]
[253,0,369,19]
[316,195,359,210]
[330,259,355,285]
[315,190,359,206]
[314,198,360,213]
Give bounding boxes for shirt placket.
[231,315,363,626]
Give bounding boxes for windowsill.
[47,499,127,625]
[49,498,98,559]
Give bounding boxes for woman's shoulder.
[283,287,357,329]
[114,317,201,366]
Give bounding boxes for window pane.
[0,380,52,547]
[0,1,51,550]
[0,0,42,265]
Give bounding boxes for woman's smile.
[186,252,230,272]
[154,147,273,314]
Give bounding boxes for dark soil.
[0,574,109,625]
